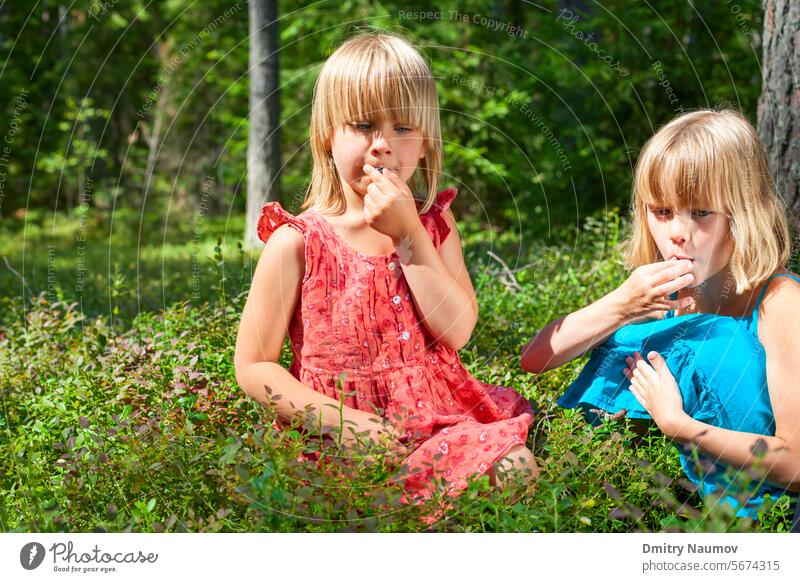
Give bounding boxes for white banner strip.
[2,533,798,582]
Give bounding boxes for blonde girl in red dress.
[234,32,537,504]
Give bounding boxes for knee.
[512,445,540,480]
[496,445,540,485]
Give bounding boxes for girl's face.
[645,204,734,287]
[329,116,426,196]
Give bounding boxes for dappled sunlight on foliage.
[1,211,794,532]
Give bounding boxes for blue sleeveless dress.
[558,273,800,518]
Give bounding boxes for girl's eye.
[692,209,712,218]
[395,126,412,134]
[350,122,371,131]
[651,207,671,217]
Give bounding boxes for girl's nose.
[669,211,691,244]
[370,132,391,157]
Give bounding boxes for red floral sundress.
[257,188,533,501]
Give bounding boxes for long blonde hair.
[626,109,791,293]
[303,32,442,214]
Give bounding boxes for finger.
[646,296,690,313]
[661,296,695,310]
[365,182,378,199]
[629,383,647,409]
[363,164,392,193]
[641,262,692,288]
[653,273,695,296]
[363,192,377,214]
[631,353,653,382]
[654,259,694,279]
[639,259,691,276]
[366,165,409,199]
[363,163,382,181]
[636,261,669,275]
[366,176,393,201]
[631,365,647,387]
[381,168,404,186]
[628,380,642,398]
[633,352,649,370]
[634,356,658,383]
[631,308,669,320]
[364,201,381,226]
[629,376,645,404]
[366,181,388,204]
[647,351,674,384]
[628,360,643,384]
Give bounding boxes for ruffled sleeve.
[256,202,305,244]
[419,188,458,249]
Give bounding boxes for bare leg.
[489,444,540,489]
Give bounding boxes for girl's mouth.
[373,166,397,174]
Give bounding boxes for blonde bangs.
[305,33,442,214]
[318,48,432,140]
[626,109,791,292]
[636,133,727,214]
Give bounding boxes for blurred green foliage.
[0,0,763,237]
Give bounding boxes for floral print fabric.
[257,188,533,501]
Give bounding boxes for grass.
[0,206,796,532]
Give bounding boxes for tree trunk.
[245,0,281,249]
[757,0,800,227]
[58,3,75,212]
[140,74,171,202]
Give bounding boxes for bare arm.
[520,291,629,374]
[666,422,800,492]
[399,209,478,351]
[233,225,390,438]
[521,260,695,374]
[360,164,477,351]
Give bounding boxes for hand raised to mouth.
[361,163,423,246]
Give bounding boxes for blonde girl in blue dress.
[521,109,800,517]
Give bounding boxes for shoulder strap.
[750,273,800,333]
[772,272,800,284]
[755,273,800,310]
